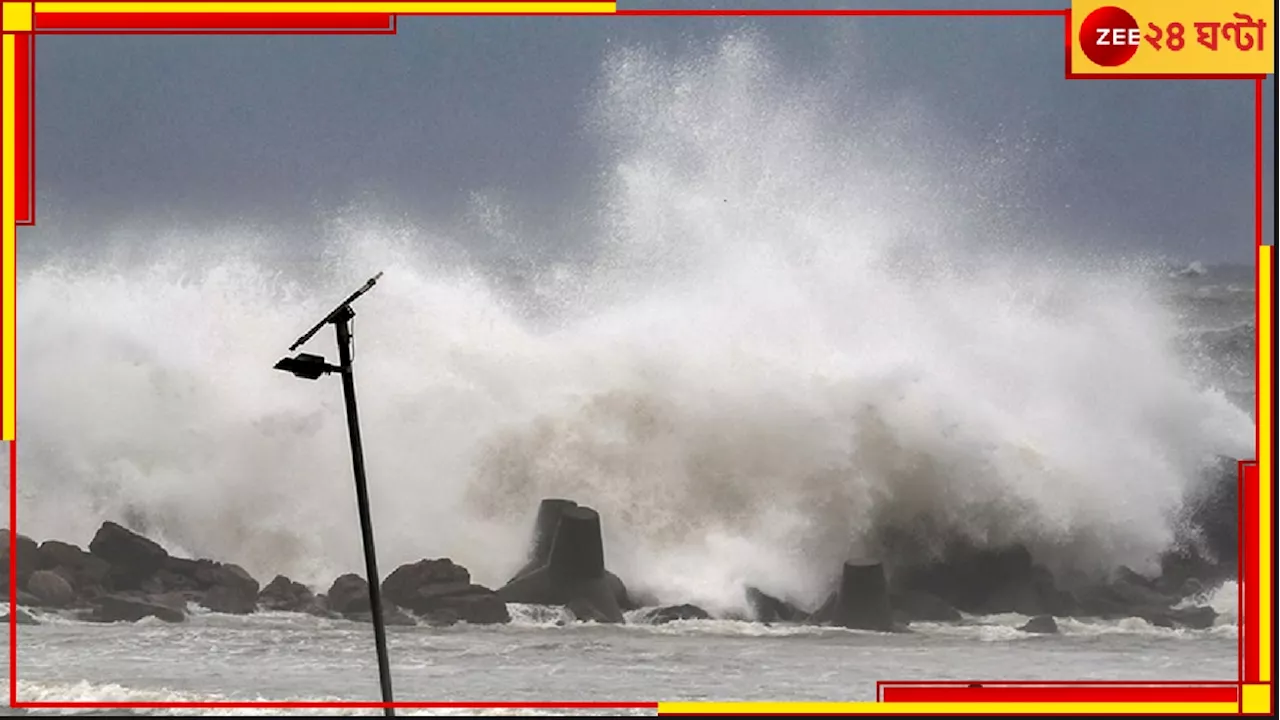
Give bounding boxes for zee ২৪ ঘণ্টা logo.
[1071,1,1272,75]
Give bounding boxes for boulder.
[432,590,510,625]
[1019,615,1059,634]
[1075,569,1185,620]
[88,593,186,623]
[0,532,41,589]
[326,574,372,616]
[382,558,510,624]
[1139,605,1217,630]
[745,586,806,623]
[162,557,206,584]
[383,559,469,606]
[140,568,201,595]
[896,542,1069,617]
[345,605,417,627]
[26,570,75,608]
[88,522,169,590]
[639,604,711,624]
[197,563,259,615]
[811,562,898,632]
[258,575,321,614]
[37,540,111,596]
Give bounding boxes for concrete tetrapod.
[810,562,901,632]
[505,498,635,612]
[498,504,626,623]
[507,498,580,583]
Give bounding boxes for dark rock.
[345,605,417,627]
[1074,568,1185,621]
[327,576,417,626]
[192,559,233,588]
[745,586,807,623]
[37,540,111,596]
[197,563,259,615]
[382,559,470,608]
[892,590,962,622]
[38,540,83,570]
[976,564,1065,617]
[1111,569,1179,607]
[897,542,1068,618]
[1141,605,1217,630]
[382,559,510,625]
[498,504,624,624]
[16,589,40,606]
[163,557,204,582]
[88,522,169,590]
[140,568,200,595]
[326,574,372,616]
[310,594,341,619]
[26,570,75,608]
[202,585,254,614]
[436,591,510,625]
[640,604,711,624]
[418,607,461,627]
[811,562,897,632]
[258,575,319,613]
[1,608,39,625]
[0,532,41,589]
[1019,615,1059,634]
[89,593,186,623]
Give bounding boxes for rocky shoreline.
[2,457,1240,636]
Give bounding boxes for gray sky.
[26,0,1275,264]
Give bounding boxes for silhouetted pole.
[334,305,395,718]
[273,273,394,717]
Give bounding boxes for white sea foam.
[4,32,1253,614]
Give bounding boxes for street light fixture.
[274,271,395,717]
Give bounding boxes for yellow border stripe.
[2,33,14,442]
[1243,684,1272,714]
[34,2,615,13]
[1260,243,1273,683]
[657,702,1239,715]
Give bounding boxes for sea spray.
[8,33,1253,612]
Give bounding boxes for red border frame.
[4,3,1273,714]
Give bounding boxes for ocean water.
[1,586,1244,713]
[4,32,1256,712]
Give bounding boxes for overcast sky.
[25,0,1275,265]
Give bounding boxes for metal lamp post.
[274,272,395,717]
